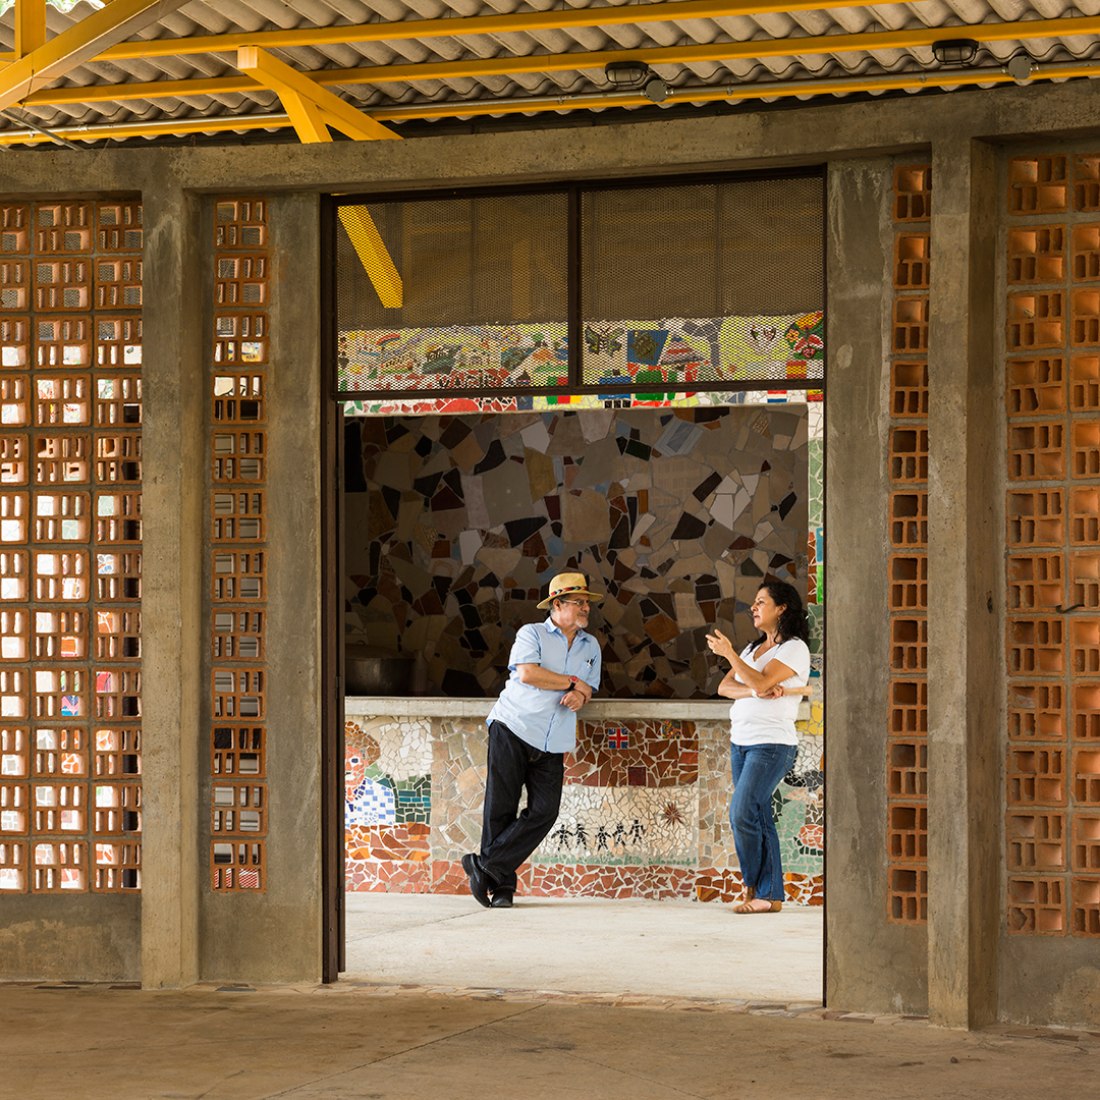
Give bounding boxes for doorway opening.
[321,171,826,1003]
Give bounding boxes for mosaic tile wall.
[345,707,824,904]
[343,388,823,418]
[345,406,808,699]
[336,311,824,395]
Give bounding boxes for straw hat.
[537,571,604,610]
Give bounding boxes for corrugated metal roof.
[0,0,1097,144]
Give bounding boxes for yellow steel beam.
[274,15,1100,87]
[91,0,920,61]
[0,0,189,111]
[236,47,400,141]
[374,65,1100,119]
[0,113,293,144]
[26,75,259,105]
[3,63,1098,146]
[337,206,403,308]
[19,14,1100,109]
[14,0,47,58]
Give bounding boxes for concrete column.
[826,157,928,1015]
[198,192,324,982]
[139,176,205,987]
[926,138,1001,1028]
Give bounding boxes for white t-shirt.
[728,638,811,747]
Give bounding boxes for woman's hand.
[705,629,736,662]
[756,686,786,700]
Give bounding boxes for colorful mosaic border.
[337,312,823,398]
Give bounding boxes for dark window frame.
[324,166,827,401]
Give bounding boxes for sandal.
[733,898,782,914]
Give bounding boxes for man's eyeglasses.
[557,598,591,607]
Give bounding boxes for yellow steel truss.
[11,12,1100,115]
[62,0,918,61]
[0,0,188,112]
[236,47,400,142]
[14,0,47,58]
[1,59,1098,146]
[0,3,1095,142]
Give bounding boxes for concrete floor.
[4,981,1097,1099]
[344,893,824,1004]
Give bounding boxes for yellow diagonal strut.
[235,47,400,143]
[337,206,403,310]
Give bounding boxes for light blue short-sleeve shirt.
[486,618,601,753]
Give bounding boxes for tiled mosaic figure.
[533,786,695,866]
[345,720,433,828]
[345,741,396,827]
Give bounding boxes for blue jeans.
[729,742,798,902]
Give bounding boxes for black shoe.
[461,853,493,908]
[490,889,514,909]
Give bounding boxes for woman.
[705,580,811,914]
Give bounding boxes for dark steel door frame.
[320,207,346,982]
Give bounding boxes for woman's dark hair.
[749,580,810,651]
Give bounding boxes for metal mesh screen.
[581,176,824,387]
[335,192,569,393]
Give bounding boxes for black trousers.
[479,719,564,891]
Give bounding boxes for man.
[462,572,603,909]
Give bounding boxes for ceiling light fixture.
[604,61,650,88]
[931,38,979,66]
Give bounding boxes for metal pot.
[344,648,415,696]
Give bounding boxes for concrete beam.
[925,137,1001,1029]
[0,79,1095,199]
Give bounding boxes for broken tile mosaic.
[345,712,824,904]
[345,406,808,699]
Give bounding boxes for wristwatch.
[568,675,579,690]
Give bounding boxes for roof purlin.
[14,12,1100,112]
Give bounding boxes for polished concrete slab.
[344,893,823,1003]
[3,980,1096,1100]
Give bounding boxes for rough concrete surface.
[345,893,823,1003]
[2,981,1096,1100]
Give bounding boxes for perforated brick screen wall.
[886,164,931,924]
[208,200,269,892]
[1005,152,1100,937]
[0,200,143,894]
